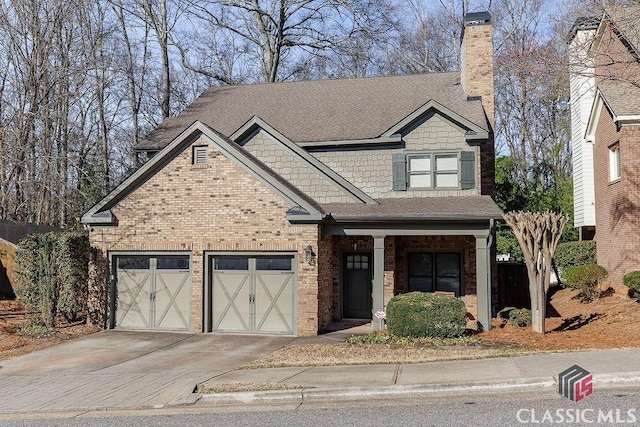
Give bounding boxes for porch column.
[475,234,492,331]
[372,235,386,330]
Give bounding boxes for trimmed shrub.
[497,307,532,327]
[623,271,640,298]
[561,264,608,302]
[554,241,596,270]
[386,292,467,338]
[14,232,89,327]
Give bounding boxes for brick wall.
[592,22,640,284]
[88,136,320,336]
[594,105,640,284]
[461,21,495,130]
[395,235,478,319]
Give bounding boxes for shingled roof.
[136,72,488,151]
[321,196,503,221]
[606,6,640,55]
[599,82,640,116]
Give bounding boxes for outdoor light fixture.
[304,245,316,265]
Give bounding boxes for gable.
[81,122,322,225]
[310,108,483,200]
[234,117,376,204]
[403,112,475,152]
[108,136,308,237]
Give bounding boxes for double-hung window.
[407,252,462,296]
[406,153,459,189]
[392,151,475,191]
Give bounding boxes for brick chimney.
[461,11,494,130]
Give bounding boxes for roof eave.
[297,134,402,148]
[327,214,503,222]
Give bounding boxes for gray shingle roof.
[600,82,640,116]
[606,6,640,54]
[136,72,488,150]
[321,196,503,221]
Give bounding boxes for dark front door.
[343,253,372,319]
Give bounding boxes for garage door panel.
[116,270,152,329]
[211,256,296,335]
[212,272,251,333]
[154,271,191,330]
[254,273,294,334]
[114,256,191,331]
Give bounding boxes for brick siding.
[88,136,320,336]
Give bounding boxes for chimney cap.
[464,11,492,26]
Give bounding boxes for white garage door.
[210,256,296,334]
[114,255,191,331]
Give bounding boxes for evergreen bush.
[497,306,532,327]
[386,292,467,338]
[561,264,608,303]
[623,271,640,298]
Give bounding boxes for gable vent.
[193,146,208,165]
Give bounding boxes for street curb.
[197,377,556,405]
[196,373,640,406]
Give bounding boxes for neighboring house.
[82,12,501,336]
[570,7,640,284]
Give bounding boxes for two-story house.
[82,12,501,336]
[570,7,640,285]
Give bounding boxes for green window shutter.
[460,151,476,190]
[392,153,407,191]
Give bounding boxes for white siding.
[570,29,597,227]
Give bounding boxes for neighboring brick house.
[81,12,501,336]
[570,8,640,284]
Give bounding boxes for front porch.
[317,222,496,332]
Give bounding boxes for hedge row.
[14,232,89,327]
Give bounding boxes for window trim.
[406,152,461,190]
[609,143,621,182]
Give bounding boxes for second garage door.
[210,255,296,335]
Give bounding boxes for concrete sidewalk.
[197,348,640,405]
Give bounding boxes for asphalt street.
[1,387,638,426]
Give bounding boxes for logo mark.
[558,365,593,402]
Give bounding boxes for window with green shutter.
[393,151,476,190]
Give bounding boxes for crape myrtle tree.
[503,211,568,334]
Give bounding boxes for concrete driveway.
[0,330,293,413]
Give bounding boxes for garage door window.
[215,257,249,270]
[157,257,190,269]
[256,257,292,270]
[117,257,150,269]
